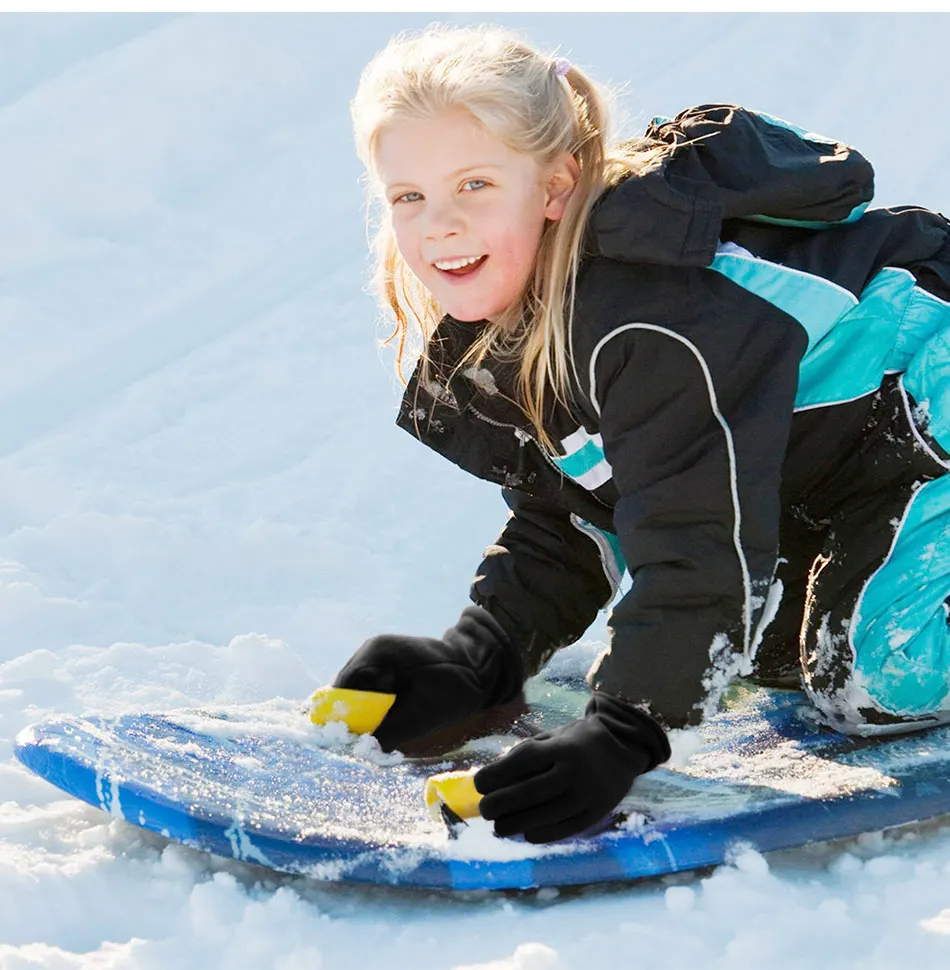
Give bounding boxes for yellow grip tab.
[309,686,396,735]
[424,768,483,821]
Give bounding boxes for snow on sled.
[14,673,950,891]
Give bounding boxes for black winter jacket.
[394,104,950,729]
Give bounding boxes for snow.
[2,10,950,969]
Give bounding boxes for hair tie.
[553,57,571,77]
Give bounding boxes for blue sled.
[14,678,950,891]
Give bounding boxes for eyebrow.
[385,164,504,191]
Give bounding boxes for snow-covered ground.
[3,12,950,969]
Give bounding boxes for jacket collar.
[401,314,532,429]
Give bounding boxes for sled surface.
[14,677,950,890]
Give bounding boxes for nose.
[424,197,465,241]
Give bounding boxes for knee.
[804,612,950,735]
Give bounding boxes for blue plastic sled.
[14,676,950,891]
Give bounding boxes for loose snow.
[3,11,950,970]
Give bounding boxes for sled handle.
[309,686,396,735]
[424,768,482,822]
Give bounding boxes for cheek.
[391,220,424,269]
[491,225,543,276]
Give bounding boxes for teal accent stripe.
[899,290,950,453]
[798,268,950,411]
[552,438,605,478]
[852,475,950,715]
[886,271,950,373]
[709,257,950,411]
[571,516,627,599]
[795,267,913,409]
[743,201,868,230]
[602,528,626,577]
[751,109,838,146]
[709,252,856,352]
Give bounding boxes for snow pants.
[752,346,950,736]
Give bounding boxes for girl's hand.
[332,605,524,752]
[473,692,670,843]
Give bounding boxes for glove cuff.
[585,690,672,773]
[446,605,525,709]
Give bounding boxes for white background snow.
[2,11,950,969]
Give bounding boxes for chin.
[444,302,493,323]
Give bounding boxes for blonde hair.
[351,22,663,451]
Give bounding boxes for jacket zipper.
[465,402,563,476]
[465,402,612,508]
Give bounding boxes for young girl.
[333,23,950,845]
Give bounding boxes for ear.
[543,152,581,222]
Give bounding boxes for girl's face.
[376,108,578,324]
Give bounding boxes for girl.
[333,23,950,845]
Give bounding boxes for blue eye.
[391,179,489,206]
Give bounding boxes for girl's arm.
[470,487,618,678]
[583,270,809,730]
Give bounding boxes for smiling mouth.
[436,255,488,278]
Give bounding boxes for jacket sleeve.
[470,488,619,679]
[584,278,808,729]
[591,104,875,268]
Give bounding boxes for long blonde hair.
[350,22,662,450]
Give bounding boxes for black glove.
[332,605,524,753]
[474,691,671,843]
